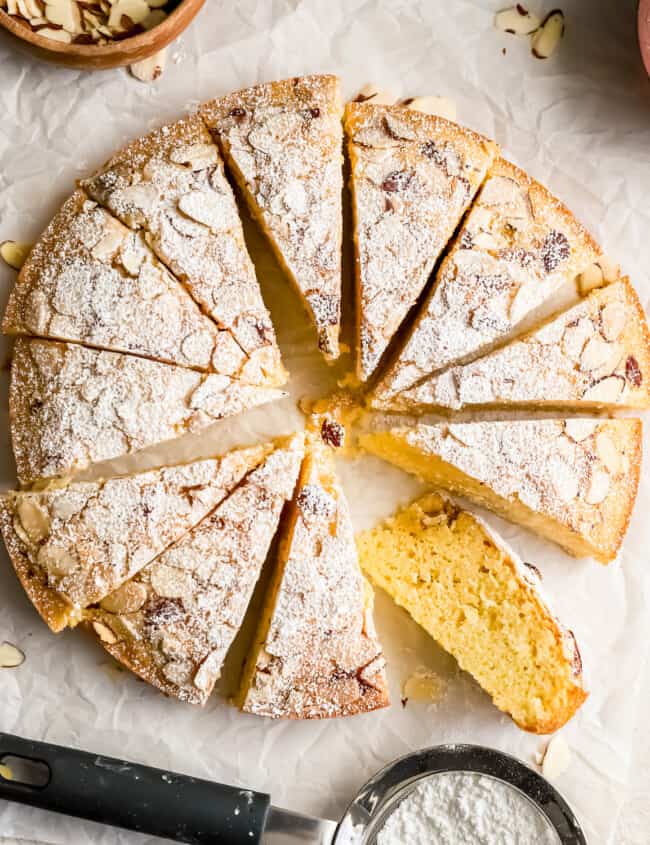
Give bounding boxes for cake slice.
[0,445,269,633]
[356,493,587,733]
[344,104,497,381]
[201,75,343,360]
[2,191,252,378]
[10,338,286,486]
[81,116,286,388]
[372,158,602,406]
[239,418,389,719]
[360,419,641,563]
[390,278,650,412]
[87,434,304,704]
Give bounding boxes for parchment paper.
[1,2,650,843]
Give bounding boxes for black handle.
[0,733,270,844]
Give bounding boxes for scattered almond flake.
[404,95,457,122]
[4,0,171,44]
[402,667,447,704]
[130,47,166,82]
[89,437,303,704]
[541,734,571,779]
[353,84,399,105]
[531,9,565,59]
[0,641,25,668]
[1,240,32,270]
[494,5,541,36]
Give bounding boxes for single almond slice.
[531,9,565,59]
[353,84,399,105]
[130,48,167,82]
[0,241,32,270]
[542,734,572,780]
[405,95,457,122]
[0,641,25,668]
[494,5,541,36]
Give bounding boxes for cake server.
[0,733,586,844]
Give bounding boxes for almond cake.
[201,75,344,360]
[390,277,650,412]
[344,103,497,381]
[357,492,587,733]
[0,446,269,633]
[81,116,286,388]
[10,338,286,486]
[360,419,641,563]
[239,417,389,718]
[371,158,602,407]
[87,434,304,704]
[2,191,251,377]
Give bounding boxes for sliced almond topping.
[576,262,604,295]
[92,620,118,645]
[585,469,611,505]
[597,255,620,284]
[37,545,78,577]
[130,47,167,83]
[564,419,598,442]
[600,301,626,342]
[531,9,565,59]
[562,317,591,361]
[100,581,148,614]
[405,95,457,122]
[0,641,25,668]
[494,5,541,36]
[150,564,192,600]
[384,111,419,141]
[582,375,625,404]
[353,84,399,105]
[169,143,219,169]
[16,498,50,543]
[596,432,621,475]
[580,336,621,374]
[1,241,32,270]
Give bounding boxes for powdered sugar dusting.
[397,278,649,411]
[345,103,496,381]
[0,447,265,624]
[201,75,343,359]
[10,338,285,485]
[90,435,304,704]
[373,158,602,404]
[242,431,388,719]
[82,116,286,388]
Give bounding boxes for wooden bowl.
[0,0,206,70]
[639,0,650,77]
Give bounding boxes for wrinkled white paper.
[1,2,649,844]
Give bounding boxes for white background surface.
[0,1,650,843]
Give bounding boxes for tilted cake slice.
[372,158,602,407]
[344,104,497,381]
[357,493,586,733]
[391,278,650,412]
[10,338,286,486]
[201,75,343,360]
[81,116,286,388]
[360,419,641,563]
[2,191,250,377]
[239,418,389,719]
[0,445,269,632]
[87,434,304,704]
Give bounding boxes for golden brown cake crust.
[392,277,650,412]
[361,418,641,563]
[344,103,497,382]
[10,337,285,486]
[372,156,603,405]
[240,421,389,719]
[81,116,286,388]
[200,75,343,360]
[88,435,304,704]
[0,447,267,632]
[2,190,245,376]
